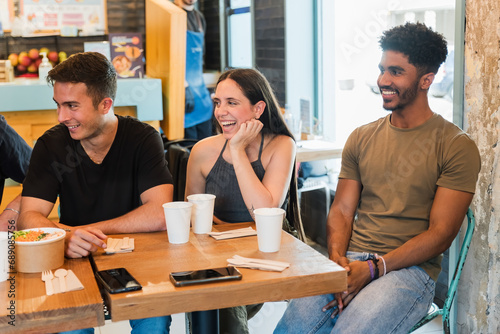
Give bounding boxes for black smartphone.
[96,268,142,294]
[170,266,242,287]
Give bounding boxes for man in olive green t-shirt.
[275,23,481,334]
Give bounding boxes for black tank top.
[205,136,266,223]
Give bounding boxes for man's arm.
[18,196,58,229]
[20,184,173,258]
[1,194,22,231]
[18,196,106,258]
[324,186,473,315]
[80,184,174,234]
[322,178,363,314]
[382,186,472,273]
[60,184,172,258]
[327,178,361,264]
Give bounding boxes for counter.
[0,77,163,121]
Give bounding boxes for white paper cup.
[187,194,216,234]
[163,202,193,244]
[254,208,285,253]
[0,232,9,282]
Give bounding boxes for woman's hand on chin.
[230,119,263,150]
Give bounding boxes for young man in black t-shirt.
[19,52,174,334]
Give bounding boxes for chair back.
[410,207,475,333]
[164,139,198,201]
[286,161,306,241]
[441,207,475,326]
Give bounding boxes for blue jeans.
[274,252,435,334]
[60,315,172,334]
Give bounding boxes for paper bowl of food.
[14,228,66,273]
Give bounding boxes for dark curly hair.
[47,52,117,109]
[379,22,448,75]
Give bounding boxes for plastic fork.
[41,270,54,296]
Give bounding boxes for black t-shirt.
[22,115,173,226]
[0,115,32,204]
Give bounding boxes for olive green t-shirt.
[340,113,480,281]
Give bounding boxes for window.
[225,0,253,68]
[315,0,458,145]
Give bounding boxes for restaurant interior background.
[0,0,460,313]
[0,0,458,146]
[4,0,500,332]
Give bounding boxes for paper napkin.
[227,254,290,272]
[42,269,84,295]
[104,237,135,254]
[208,227,257,240]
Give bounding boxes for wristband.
[376,254,387,276]
[4,208,20,214]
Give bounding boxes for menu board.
[1,0,107,36]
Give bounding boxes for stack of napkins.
[104,237,135,254]
[208,227,257,240]
[227,255,290,272]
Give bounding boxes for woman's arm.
[230,125,295,219]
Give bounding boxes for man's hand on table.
[64,226,107,258]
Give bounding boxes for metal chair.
[298,179,331,221]
[409,207,475,334]
[297,178,333,247]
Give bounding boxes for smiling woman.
[186,68,299,226]
[185,67,303,333]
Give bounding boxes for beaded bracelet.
[367,260,375,280]
[3,208,20,214]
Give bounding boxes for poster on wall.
[109,33,144,79]
[2,0,107,36]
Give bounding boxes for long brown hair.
[216,68,303,239]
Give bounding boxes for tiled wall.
[254,0,286,106]
[200,0,221,72]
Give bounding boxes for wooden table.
[0,257,104,333]
[296,140,343,162]
[92,223,346,323]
